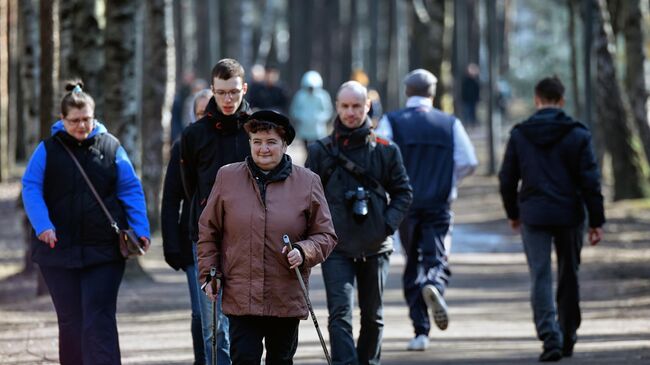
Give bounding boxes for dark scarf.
[333,117,372,150]
[246,154,292,204]
[204,98,251,135]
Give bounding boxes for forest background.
[1,0,650,278]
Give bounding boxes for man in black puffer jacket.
[180,58,251,365]
[499,76,605,362]
[306,81,412,365]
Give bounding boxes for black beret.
[245,110,296,145]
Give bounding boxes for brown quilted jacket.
[197,160,337,318]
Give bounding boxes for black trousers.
[228,315,300,365]
[40,260,125,365]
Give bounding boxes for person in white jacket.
[290,70,334,149]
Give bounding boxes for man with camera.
[376,69,478,351]
[306,80,412,365]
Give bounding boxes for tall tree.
[621,0,650,168]
[105,1,150,279]
[288,0,311,91]
[594,0,646,199]
[7,0,18,169]
[410,0,445,109]
[568,0,582,119]
[141,0,172,232]
[0,0,9,181]
[104,0,140,167]
[18,0,40,160]
[39,0,57,141]
[59,0,104,117]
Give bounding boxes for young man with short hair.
[499,76,605,362]
[180,58,251,365]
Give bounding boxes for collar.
[406,96,433,108]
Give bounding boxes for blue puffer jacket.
[498,108,605,228]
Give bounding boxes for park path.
[1,136,649,364]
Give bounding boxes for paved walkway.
[1,135,649,364]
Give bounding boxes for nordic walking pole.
[283,235,332,365]
[209,267,220,365]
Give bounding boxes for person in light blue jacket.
[290,70,334,149]
[22,80,150,365]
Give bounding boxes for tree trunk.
[0,0,9,181]
[195,0,211,78]
[594,0,646,200]
[410,0,445,109]
[568,0,582,119]
[621,0,650,168]
[39,0,58,141]
[141,0,172,233]
[288,0,311,91]
[7,0,18,171]
[104,0,140,167]
[17,0,40,161]
[219,1,244,64]
[323,0,340,94]
[255,0,276,66]
[59,0,104,118]
[105,1,150,281]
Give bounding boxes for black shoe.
[562,341,575,357]
[563,335,576,357]
[539,348,562,362]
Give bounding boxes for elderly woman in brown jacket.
[197,110,337,364]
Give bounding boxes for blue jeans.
[322,251,390,365]
[193,244,231,365]
[521,224,583,351]
[185,263,205,364]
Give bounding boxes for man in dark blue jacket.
[377,69,478,351]
[499,76,605,362]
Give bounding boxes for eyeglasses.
[214,89,243,99]
[64,116,94,126]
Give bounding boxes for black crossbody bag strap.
[55,136,121,234]
[316,137,387,200]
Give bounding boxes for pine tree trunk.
[411,0,445,109]
[569,0,582,119]
[105,1,151,281]
[621,0,650,167]
[594,0,646,200]
[0,0,9,181]
[7,0,18,172]
[104,0,140,167]
[39,0,57,141]
[141,0,171,233]
[18,0,40,159]
[59,0,104,118]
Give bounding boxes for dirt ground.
[1,146,649,364]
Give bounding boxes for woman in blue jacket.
[22,80,150,365]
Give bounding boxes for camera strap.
[317,137,387,200]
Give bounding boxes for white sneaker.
[422,285,449,330]
[407,334,429,351]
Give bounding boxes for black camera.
[345,187,369,219]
